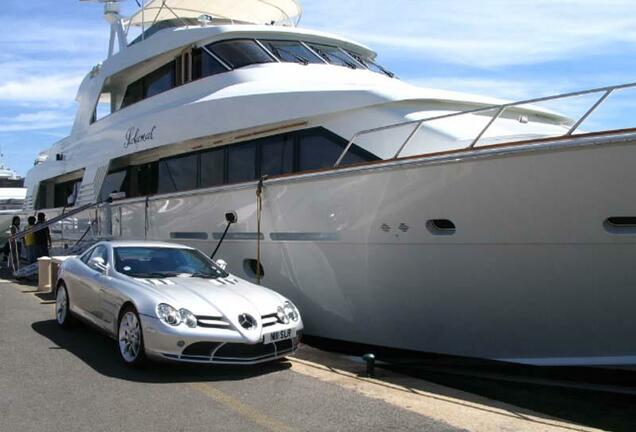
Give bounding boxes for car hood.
[131,275,288,334]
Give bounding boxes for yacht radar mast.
[80,0,129,58]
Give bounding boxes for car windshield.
[113,247,228,279]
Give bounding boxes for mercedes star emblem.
[238,313,256,329]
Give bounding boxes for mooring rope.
[256,176,268,285]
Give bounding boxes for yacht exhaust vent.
[426,219,456,235]
[604,217,636,234]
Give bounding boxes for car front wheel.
[118,306,147,367]
[55,283,74,328]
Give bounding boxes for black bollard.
[362,353,375,377]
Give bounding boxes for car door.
[96,246,127,333]
[82,245,111,327]
[68,246,101,320]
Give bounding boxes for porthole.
[243,259,265,278]
[604,217,636,234]
[426,219,456,235]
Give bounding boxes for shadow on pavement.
[32,319,291,384]
[305,336,636,432]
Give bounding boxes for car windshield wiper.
[187,271,220,279]
[128,271,180,279]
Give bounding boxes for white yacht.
[21,0,636,367]
[0,163,26,242]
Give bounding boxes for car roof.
[98,240,195,250]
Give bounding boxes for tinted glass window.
[131,162,158,197]
[157,154,198,194]
[306,43,359,68]
[80,247,95,264]
[259,134,294,177]
[192,48,228,80]
[200,147,226,188]
[122,78,144,108]
[54,179,81,208]
[344,50,394,77]
[145,62,175,98]
[297,131,347,171]
[100,170,129,201]
[227,142,256,184]
[259,40,323,64]
[208,40,274,69]
[92,245,109,265]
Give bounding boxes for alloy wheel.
[119,312,141,363]
[56,287,68,325]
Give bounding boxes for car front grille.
[196,315,231,329]
[261,313,278,328]
[182,342,222,356]
[177,339,297,364]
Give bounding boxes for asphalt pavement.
[0,277,460,432]
[2,275,627,432]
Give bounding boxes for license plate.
[263,329,296,344]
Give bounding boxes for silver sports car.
[55,241,303,366]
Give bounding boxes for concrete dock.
[0,275,632,432]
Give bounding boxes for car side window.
[93,246,109,265]
[80,247,96,265]
[81,245,108,266]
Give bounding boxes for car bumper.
[141,315,303,364]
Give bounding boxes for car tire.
[55,283,74,328]
[117,306,147,367]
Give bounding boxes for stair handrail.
[7,200,107,275]
[334,81,636,167]
[9,200,105,243]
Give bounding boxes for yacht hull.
[47,136,636,367]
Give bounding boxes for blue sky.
[1,0,636,176]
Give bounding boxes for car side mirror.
[89,256,108,273]
[215,259,228,271]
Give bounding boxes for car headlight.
[156,303,182,326]
[180,308,197,328]
[276,306,290,324]
[283,301,299,322]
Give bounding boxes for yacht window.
[54,179,82,208]
[192,48,228,80]
[100,170,129,201]
[129,162,158,198]
[297,130,349,171]
[91,92,112,124]
[175,51,192,86]
[200,147,226,188]
[227,142,257,184]
[344,50,394,77]
[306,43,360,68]
[35,183,48,210]
[145,62,175,98]
[122,78,144,108]
[258,40,323,64]
[207,39,274,69]
[259,134,294,177]
[158,154,198,194]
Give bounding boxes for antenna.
[80,0,129,58]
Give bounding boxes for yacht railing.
[334,81,636,167]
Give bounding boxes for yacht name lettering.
[124,126,157,148]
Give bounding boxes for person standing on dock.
[35,213,52,259]
[24,216,36,264]
[7,216,21,271]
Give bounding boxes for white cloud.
[301,0,636,67]
[0,75,84,104]
[0,110,75,132]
